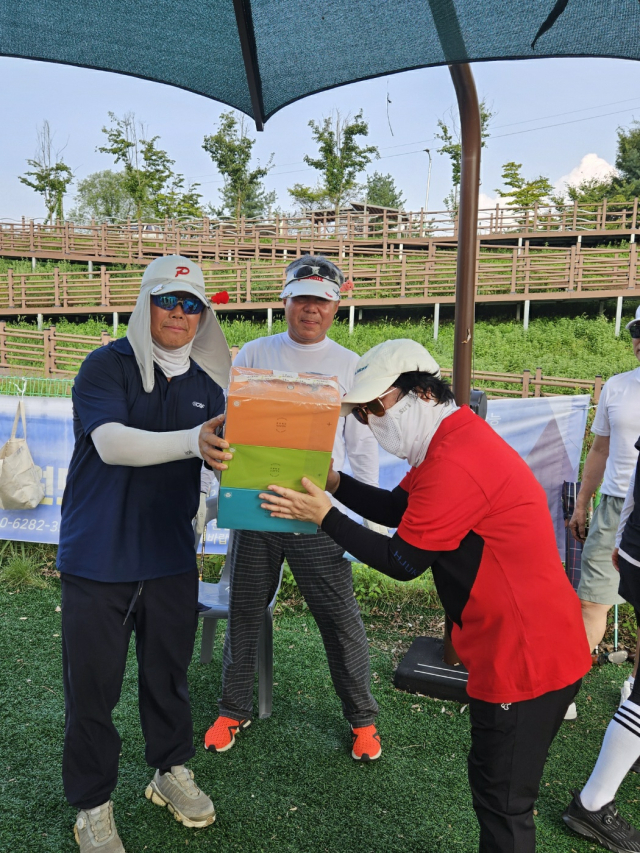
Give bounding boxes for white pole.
[88,259,93,280]
[523,300,531,331]
[31,257,36,271]
[615,296,623,337]
[37,314,43,331]
[113,312,119,337]
[424,149,432,213]
[267,307,273,333]
[349,304,355,335]
[433,302,440,340]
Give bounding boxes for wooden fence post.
[522,369,530,398]
[629,242,637,290]
[45,325,56,375]
[594,375,603,405]
[534,367,542,397]
[0,321,6,368]
[7,269,14,308]
[54,267,60,306]
[100,330,111,346]
[101,265,108,306]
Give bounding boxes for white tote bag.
[0,399,45,510]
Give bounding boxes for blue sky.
[2,55,640,220]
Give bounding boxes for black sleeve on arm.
[333,473,409,527]
[321,508,438,582]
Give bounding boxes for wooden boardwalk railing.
[0,243,637,315]
[0,323,603,402]
[1,199,639,265]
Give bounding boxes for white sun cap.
[141,255,207,302]
[280,277,341,302]
[340,339,441,417]
[127,254,231,393]
[626,305,640,330]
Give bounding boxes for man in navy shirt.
[58,256,233,853]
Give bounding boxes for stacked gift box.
[218,367,342,533]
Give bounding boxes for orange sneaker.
[204,716,251,753]
[351,724,382,762]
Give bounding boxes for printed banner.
[0,394,590,559]
[0,396,74,543]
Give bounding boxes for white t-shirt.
[592,367,640,498]
[233,332,379,486]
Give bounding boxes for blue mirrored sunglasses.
[151,294,205,315]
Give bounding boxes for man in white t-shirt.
[204,256,382,762]
[569,305,640,710]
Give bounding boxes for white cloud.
[555,153,617,193]
[478,192,508,210]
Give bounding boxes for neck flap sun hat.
[280,255,344,302]
[340,339,441,417]
[127,254,231,392]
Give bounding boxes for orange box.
[224,367,341,452]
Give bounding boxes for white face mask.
[368,393,458,467]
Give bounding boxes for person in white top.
[563,440,640,850]
[569,305,640,714]
[204,256,382,762]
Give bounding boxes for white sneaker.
[145,766,215,828]
[621,676,635,706]
[74,801,125,852]
[564,702,578,721]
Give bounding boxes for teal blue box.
[218,487,318,534]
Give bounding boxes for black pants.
[468,679,581,853]
[61,570,199,810]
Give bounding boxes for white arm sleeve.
[92,422,203,467]
[616,467,636,548]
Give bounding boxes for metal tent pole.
[443,63,481,668]
[449,63,481,407]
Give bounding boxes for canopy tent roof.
[1,0,639,128]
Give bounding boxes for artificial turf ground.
[1,584,638,853]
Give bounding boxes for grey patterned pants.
[219,529,378,727]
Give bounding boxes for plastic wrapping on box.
[225,367,341,452]
[221,444,331,492]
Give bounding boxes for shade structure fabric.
[1,0,639,125]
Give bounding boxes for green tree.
[289,111,378,217]
[19,121,74,223]
[98,112,201,220]
[435,101,493,211]
[68,170,135,222]
[364,171,405,209]
[203,112,274,220]
[616,122,640,184]
[495,161,554,207]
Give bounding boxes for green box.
[221,444,331,492]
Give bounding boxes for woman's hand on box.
[199,415,234,471]
[260,478,332,526]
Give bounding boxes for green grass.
[1,582,638,852]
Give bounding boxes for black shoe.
[563,789,640,852]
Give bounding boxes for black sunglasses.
[286,262,343,287]
[151,294,205,315]
[630,323,640,339]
